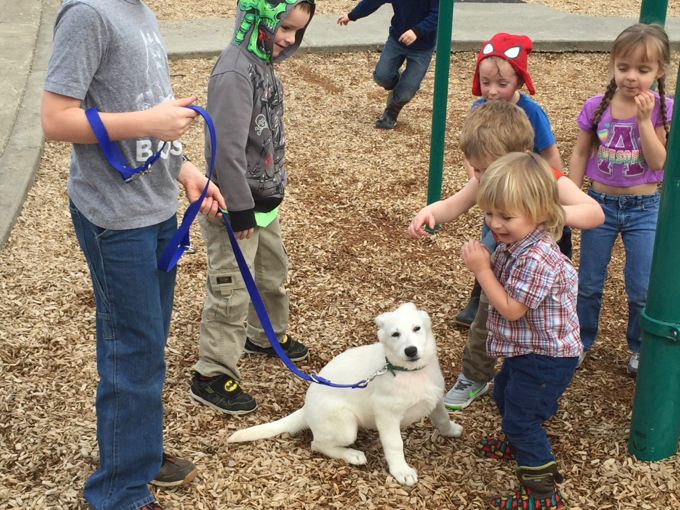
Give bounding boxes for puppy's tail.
[227,409,308,443]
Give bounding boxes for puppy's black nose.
[404,346,418,358]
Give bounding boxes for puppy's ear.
[375,312,389,330]
[400,302,418,313]
[418,309,432,329]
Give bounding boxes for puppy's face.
[375,303,436,369]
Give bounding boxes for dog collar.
[384,357,425,377]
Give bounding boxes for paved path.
[1,0,678,246]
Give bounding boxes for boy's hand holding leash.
[178,161,225,219]
[147,95,199,141]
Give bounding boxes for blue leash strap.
[221,214,372,389]
[157,105,215,272]
[85,107,166,182]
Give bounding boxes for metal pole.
[426,0,454,210]
[628,64,680,461]
[639,0,667,25]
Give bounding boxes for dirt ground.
[146,0,680,20]
[1,2,680,510]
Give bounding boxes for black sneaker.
[190,373,257,415]
[150,453,197,487]
[244,334,309,361]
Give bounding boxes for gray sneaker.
[443,373,489,410]
[151,453,197,487]
[627,352,640,376]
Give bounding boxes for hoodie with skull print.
[205,0,315,231]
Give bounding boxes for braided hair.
[589,23,671,156]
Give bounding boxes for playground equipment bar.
[628,66,680,462]
[426,0,454,212]
[639,0,667,26]
[627,0,679,462]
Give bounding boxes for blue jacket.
[348,0,439,51]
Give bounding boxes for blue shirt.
[472,93,556,153]
[349,0,439,51]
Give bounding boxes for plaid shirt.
[487,228,582,358]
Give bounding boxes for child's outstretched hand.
[408,208,436,239]
[461,240,491,275]
[634,90,656,122]
[337,13,351,25]
[399,29,417,46]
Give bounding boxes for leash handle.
[158,105,214,272]
[84,105,210,272]
[85,107,166,182]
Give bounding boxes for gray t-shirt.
[44,0,182,230]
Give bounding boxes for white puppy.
[227,302,463,485]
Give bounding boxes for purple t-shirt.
[577,92,673,187]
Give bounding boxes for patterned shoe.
[190,373,257,415]
[488,485,567,509]
[244,334,309,361]
[475,436,516,461]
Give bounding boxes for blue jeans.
[70,201,176,510]
[493,354,577,467]
[577,189,659,353]
[373,36,434,106]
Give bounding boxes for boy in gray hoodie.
[190,0,315,415]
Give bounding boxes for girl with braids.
[568,23,673,376]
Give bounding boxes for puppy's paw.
[440,421,463,437]
[343,449,367,465]
[390,464,418,486]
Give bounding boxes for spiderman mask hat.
[472,33,535,96]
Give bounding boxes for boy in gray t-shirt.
[42,1,224,509]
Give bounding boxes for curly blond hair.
[477,152,565,241]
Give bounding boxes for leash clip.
[360,365,390,387]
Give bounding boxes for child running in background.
[455,33,563,328]
[337,0,438,129]
[410,101,603,412]
[569,23,673,376]
[462,152,581,509]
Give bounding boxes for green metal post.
[426,0,454,208]
[628,66,680,461]
[638,0,667,25]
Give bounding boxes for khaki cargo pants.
[193,214,289,380]
[461,289,497,383]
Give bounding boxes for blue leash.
[85,107,167,182]
[86,106,385,389]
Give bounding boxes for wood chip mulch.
[1,50,679,509]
